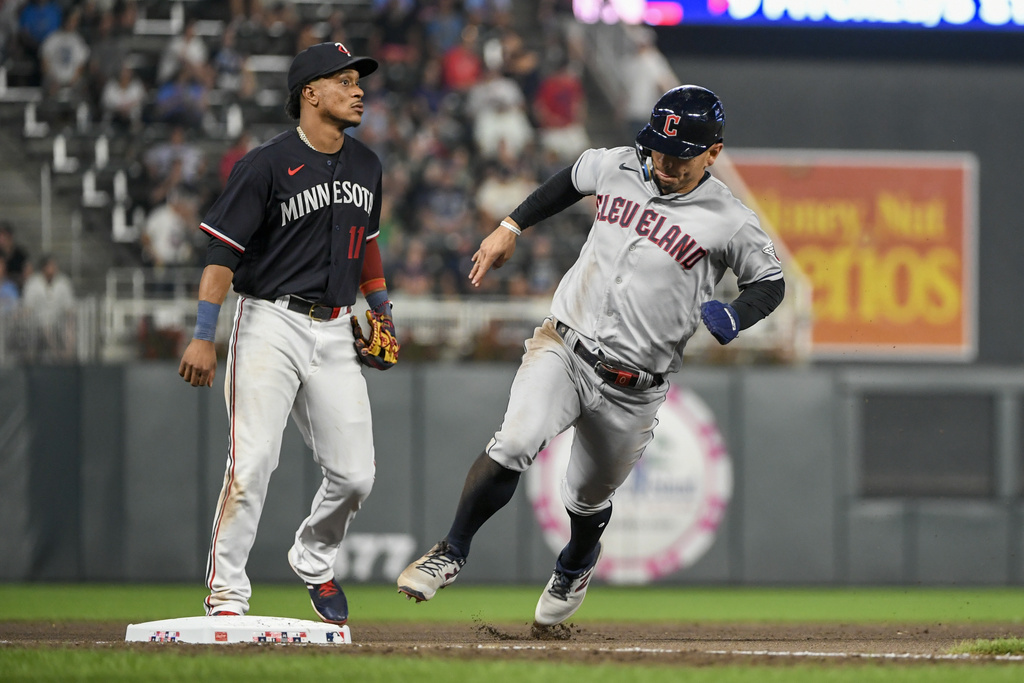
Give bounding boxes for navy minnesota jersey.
[200,128,382,308]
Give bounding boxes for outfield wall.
[1,363,1022,586]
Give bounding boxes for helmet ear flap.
[634,143,653,182]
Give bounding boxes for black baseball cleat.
[305,579,349,625]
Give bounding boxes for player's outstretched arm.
[469,219,519,287]
[179,264,234,387]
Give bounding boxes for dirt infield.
[5,620,1024,665]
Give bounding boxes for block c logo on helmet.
[663,114,680,137]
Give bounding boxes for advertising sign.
[574,0,1024,31]
[729,150,977,360]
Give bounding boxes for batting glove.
[700,300,739,345]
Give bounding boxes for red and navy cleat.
[305,579,348,625]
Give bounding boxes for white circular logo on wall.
[525,386,732,585]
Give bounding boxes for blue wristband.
[194,300,221,342]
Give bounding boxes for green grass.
[2,583,1024,623]
[4,584,1024,682]
[951,638,1024,656]
[0,651,1022,683]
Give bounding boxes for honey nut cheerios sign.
[729,150,978,360]
[526,386,732,585]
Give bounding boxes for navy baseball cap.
[287,42,378,92]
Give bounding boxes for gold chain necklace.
[296,126,319,152]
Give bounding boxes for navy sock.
[445,452,520,559]
[559,504,613,572]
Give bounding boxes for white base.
[125,615,351,645]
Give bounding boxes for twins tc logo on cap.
[287,42,379,91]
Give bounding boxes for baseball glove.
[352,309,399,370]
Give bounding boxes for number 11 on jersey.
[348,225,365,259]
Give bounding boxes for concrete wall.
[2,362,1022,586]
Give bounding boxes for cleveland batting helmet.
[635,85,725,174]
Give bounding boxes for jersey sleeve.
[570,147,609,195]
[726,213,785,287]
[199,159,272,256]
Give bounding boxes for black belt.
[283,296,350,321]
[555,321,663,390]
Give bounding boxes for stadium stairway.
[0,100,111,292]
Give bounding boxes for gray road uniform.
[396,84,783,627]
[486,145,784,515]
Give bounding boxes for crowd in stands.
[1,220,78,359]
[0,0,600,302]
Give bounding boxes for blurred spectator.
[0,258,19,313]
[369,0,421,93]
[370,0,419,61]
[87,8,129,98]
[474,161,538,226]
[441,23,483,93]
[466,66,534,160]
[39,7,90,99]
[141,190,200,268]
[228,1,270,55]
[116,0,139,37]
[464,0,513,26]
[259,1,300,55]
[526,234,559,295]
[532,58,589,162]
[21,253,75,359]
[212,22,255,99]
[392,237,436,296]
[499,29,540,100]
[322,9,354,47]
[621,27,676,137]
[76,0,105,42]
[294,21,321,53]
[0,222,31,293]
[101,63,147,131]
[157,16,210,84]
[152,67,211,129]
[18,0,62,59]
[144,126,206,206]
[423,0,464,57]
[416,153,474,237]
[219,131,254,189]
[22,253,74,323]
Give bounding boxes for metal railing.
[0,267,808,365]
[0,297,98,366]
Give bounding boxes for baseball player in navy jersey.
[398,85,784,627]
[178,42,399,625]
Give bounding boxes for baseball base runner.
[397,85,785,627]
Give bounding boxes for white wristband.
[500,220,522,236]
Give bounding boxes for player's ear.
[302,83,319,107]
[704,143,724,167]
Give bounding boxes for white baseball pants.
[204,296,376,616]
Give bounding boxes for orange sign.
[730,151,977,360]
